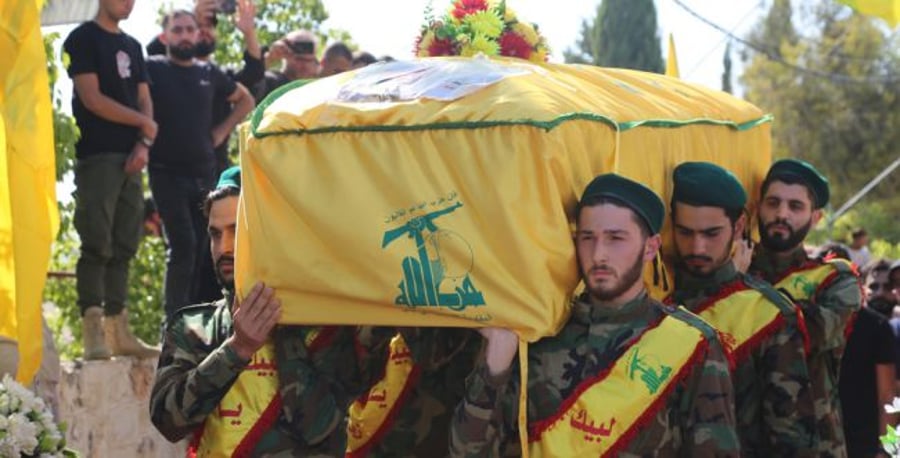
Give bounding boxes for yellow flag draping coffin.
[237,57,771,341]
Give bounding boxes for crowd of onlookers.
[63,0,392,365]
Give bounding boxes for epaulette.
[825,257,858,277]
[662,304,720,342]
[741,274,798,317]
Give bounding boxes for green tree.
[564,0,664,72]
[741,0,900,242]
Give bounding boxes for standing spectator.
[885,261,900,393]
[839,259,897,457]
[147,9,254,319]
[319,42,353,77]
[191,0,266,305]
[255,30,319,102]
[63,0,160,359]
[848,228,872,269]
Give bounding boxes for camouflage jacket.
[149,296,392,457]
[361,328,482,458]
[672,262,817,457]
[750,246,862,458]
[449,292,740,457]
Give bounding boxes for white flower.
[0,374,69,456]
[885,397,900,414]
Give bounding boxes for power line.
[683,1,762,79]
[673,0,900,84]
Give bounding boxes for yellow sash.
[346,334,420,457]
[192,341,280,458]
[528,313,707,457]
[774,260,848,302]
[687,280,785,366]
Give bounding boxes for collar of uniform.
[674,261,739,302]
[572,291,652,324]
[751,244,809,278]
[224,289,235,314]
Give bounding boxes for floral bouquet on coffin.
[0,375,76,457]
[415,0,550,63]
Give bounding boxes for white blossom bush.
[0,375,75,457]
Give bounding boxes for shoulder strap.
[742,274,797,317]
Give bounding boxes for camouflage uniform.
[672,261,817,457]
[149,295,392,456]
[449,292,740,457]
[750,246,862,458]
[361,328,482,457]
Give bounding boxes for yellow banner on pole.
[836,0,900,26]
[666,33,680,78]
[237,58,770,341]
[0,0,59,383]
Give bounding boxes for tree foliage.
[208,0,351,68]
[741,0,900,242]
[564,0,664,73]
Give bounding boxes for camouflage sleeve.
[276,326,392,446]
[808,270,861,353]
[449,362,518,458]
[149,323,247,442]
[681,337,741,457]
[399,327,479,371]
[760,322,818,456]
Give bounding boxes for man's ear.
[644,234,662,262]
[158,32,168,46]
[811,208,824,226]
[734,212,747,239]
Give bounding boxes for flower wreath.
[415,0,551,63]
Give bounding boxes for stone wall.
[58,357,186,457]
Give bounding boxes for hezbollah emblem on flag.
[381,192,485,311]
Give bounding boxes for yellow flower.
[530,47,548,63]
[461,33,499,57]
[464,10,504,38]
[504,6,517,22]
[418,30,436,57]
[455,33,471,44]
[512,22,539,47]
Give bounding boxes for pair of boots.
[82,307,160,360]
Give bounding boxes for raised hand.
[227,282,282,360]
[479,328,519,376]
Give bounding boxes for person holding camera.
[255,30,320,103]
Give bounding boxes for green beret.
[764,159,829,208]
[672,162,747,210]
[216,166,241,190]
[579,173,665,234]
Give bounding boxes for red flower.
[451,0,489,20]
[498,31,532,59]
[429,37,457,56]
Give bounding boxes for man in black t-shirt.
[839,259,897,457]
[63,0,161,361]
[147,9,254,319]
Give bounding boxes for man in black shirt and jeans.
[147,9,254,319]
[64,0,161,360]
[839,259,898,457]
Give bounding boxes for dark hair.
[324,42,353,62]
[760,173,817,207]
[576,195,650,239]
[852,228,867,239]
[862,258,892,279]
[352,51,377,67]
[203,186,240,218]
[161,9,197,29]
